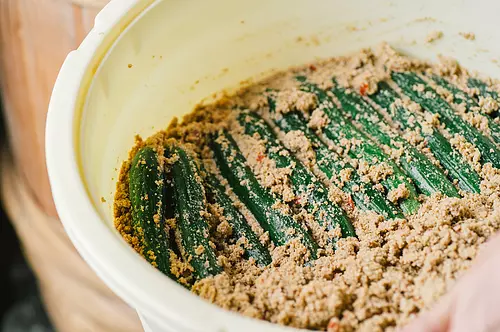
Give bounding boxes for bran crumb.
[425,30,444,43]
[459,32,476,41]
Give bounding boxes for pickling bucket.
[46,0,500,330]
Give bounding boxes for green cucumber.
[391,72,500,168]
[129,146,174,278]
[211,130,319,258]
[432,76,478,109]
[268,104,403,219]
[237,110,357,239]
[432,75,500,144]
[371,81,481,193]
[330,84,460,197]
[468,77,500,107]
[202,169,272,266]
[297,77,421,215]
[168,146,222,279]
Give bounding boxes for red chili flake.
[309,64,317,72]
[256,152,264,162]
[359,82,369,96]
[327,319,339,332]
[293,197,302,205]
[347,195,355,210]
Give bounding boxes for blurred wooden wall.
[0,0,104,216]
[0,1,141,330]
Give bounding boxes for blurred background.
[0,203,54,332]
[0,109,53,332]
[0,1,140,331]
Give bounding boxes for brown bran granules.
[114,44,500,331]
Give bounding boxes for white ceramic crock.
[46,0,500,331]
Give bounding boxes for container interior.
[79,0,500,235]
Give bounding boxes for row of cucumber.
[390,72,500,167]
[127,71,500,285]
